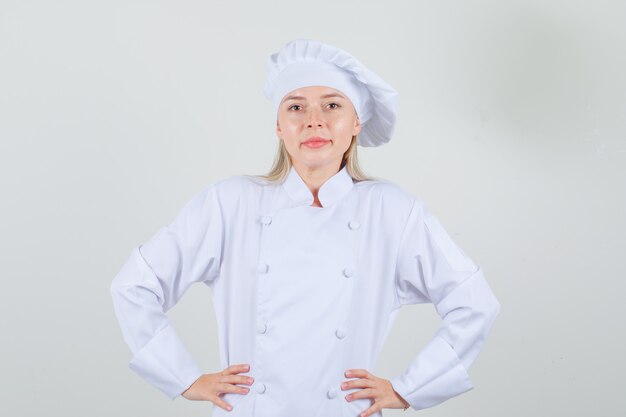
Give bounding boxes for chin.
[301,158,342,170]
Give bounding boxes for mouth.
[302,136,331,148]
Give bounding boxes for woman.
[110,39,501,417]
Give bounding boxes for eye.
[288,104,302,111]
[328,102,341,109]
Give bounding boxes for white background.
[1,1,624,416]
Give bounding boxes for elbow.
[110,267,129,298]
[475,268,501,326]
[110,275,122,299]
[110,249,137,299]
[110,273,130,308]
[484,293,501,329]
[470,273,501,331]
[109,247,154,301]
[493,297,501,317]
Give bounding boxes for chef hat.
[263,39,398,147]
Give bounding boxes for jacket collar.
[282,165,354,208]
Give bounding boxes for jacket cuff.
[389,335,474,410]
[128,323,203,400]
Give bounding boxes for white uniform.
[110,165,500,417]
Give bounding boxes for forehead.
[281,85,348,102]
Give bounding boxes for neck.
[292,161,342,205]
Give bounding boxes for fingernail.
[345,371,352,376]
[227,405,232,411]
[248,377,254,383]
[341,383,347,389]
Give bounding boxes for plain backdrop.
[1,1,624,416]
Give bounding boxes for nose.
[306,107,324,128]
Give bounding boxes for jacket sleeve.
[389,198,501,411]
[110,183,224,400]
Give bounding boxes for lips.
[301,137,331,149]
[302,136,331,145]
[302,137,330,148]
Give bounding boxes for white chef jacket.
[110,164,500,417]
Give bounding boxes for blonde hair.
[252,135,379,183]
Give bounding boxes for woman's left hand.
[341,369,410,417]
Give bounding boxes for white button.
[343,267,354,278]
[335,327,347,339]
[261,215,272,226]
[257,263,269,273]
[327,388,337,399]
[257,323,267,334]
[255,382,266,394]
[348,220,360,230]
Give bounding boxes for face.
[276,85,361,173]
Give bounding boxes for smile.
[302,140,330,148]
[302,136,331,148]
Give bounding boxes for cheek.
[279,115,303,129]
[335,120,356,138]
[331,114,355,130]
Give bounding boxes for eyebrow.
[282,93,346,102]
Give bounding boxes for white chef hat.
[263,39,398,147]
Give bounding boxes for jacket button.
[327,387,337,399]
[261,215,272,226]
[257,323,267,334]
[348,220,360,230]
[257,263,269,273]
[255,382,267,394]
[335,327,347,339]
[343,267,354,278]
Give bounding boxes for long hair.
[252,134,379,183]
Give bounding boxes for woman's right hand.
[181,364,254,411]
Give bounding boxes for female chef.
[110,39,501,417]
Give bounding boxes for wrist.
[401,397,410,411]
[393,388,410,410]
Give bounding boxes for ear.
[353,115,362,136]
[276,119,282,138]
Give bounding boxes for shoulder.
[213,173,270,192]
[168,174,270,223]
[354,177,425,214]
[195,173,273,205]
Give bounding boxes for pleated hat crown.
[263,39,398,147]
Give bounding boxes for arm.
[110,184,224,400]
[389,199,501,410]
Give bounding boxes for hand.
[341,369,411,417]
[181,364,254,412]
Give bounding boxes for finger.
[347,388,377,402]
[345,369,371,379]
[223,364,250,375]
[218,382,251,396]
[342,378,374,390]
[358,401,382,417]
[220,374,255,385]
[212,396,235,412]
